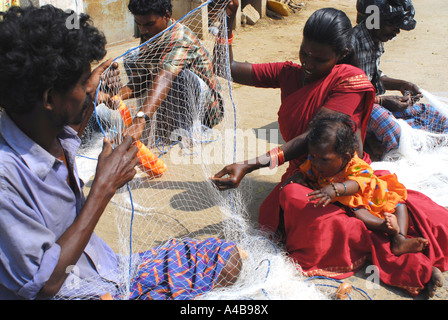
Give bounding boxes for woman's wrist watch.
[136,111,150,122]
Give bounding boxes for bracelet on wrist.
[330,182,340,197]
[217,32,234,45]
[340,182,347,196]
[375,96,383,105]
[268,147,285,169]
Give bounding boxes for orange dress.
[299,153,407,219]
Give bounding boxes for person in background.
[109,0,224,146]
[354,0,448,159]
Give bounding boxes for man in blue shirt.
[0,4,241,300]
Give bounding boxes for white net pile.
[74,0,327,300]
[372,90,448,207]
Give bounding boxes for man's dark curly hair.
[128,0,173,16]
[306,112,359,158]
[0,5,106,114]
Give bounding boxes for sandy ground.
[91,0,448,300]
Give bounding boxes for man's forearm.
[140,69,176,119]
[380,75,408,91]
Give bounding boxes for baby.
[297,113,428,256]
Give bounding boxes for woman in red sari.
[213,2,448,297]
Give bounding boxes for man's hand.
[121,117,146,142]
[75,59,121,137]
[86,59,114,97]
[93,136,140,196]
[100,61,122,96]
[398,81,421,97]
[381,95,412,112]
[89,59,123,107]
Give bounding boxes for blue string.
[218,9,277,299]
[75,154,98,161]
[87,0,278,298]
[87,0,230,296]
[305,276,372,300]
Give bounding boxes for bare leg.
[389,204,429,256]
[352,208,389,232]
[353,206,429,255]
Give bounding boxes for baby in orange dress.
[293,113,428,256]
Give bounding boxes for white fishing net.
[72,1,448,301]
[371,90,448,207]
[73,0,327,300]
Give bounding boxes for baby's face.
[308,142,346,178]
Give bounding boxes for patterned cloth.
[367,104,402,152]
[368,103,448,151]
[299,153,407,219]
[352,22,386,95]
[0,0,19,12]
[127,238,236,300]
[394,103,448,133]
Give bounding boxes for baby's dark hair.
[0,5,106,114]
[306,113,358,158]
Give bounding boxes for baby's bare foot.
[391,235,429,256]
[384,212,400,235]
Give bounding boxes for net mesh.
[71,2,448,300]
[72,0,326,300]
[371,90,448,207]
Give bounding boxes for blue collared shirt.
[0,112,120,299]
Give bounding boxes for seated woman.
[212,1,448,298]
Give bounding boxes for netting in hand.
[74,0,326,300]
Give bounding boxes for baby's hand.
[307,185,335,207]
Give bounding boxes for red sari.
[253,62,448,296]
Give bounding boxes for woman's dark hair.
[0,5,106,114]
[306,113,358,158]
[303,7,358,67]
[128,0,173,16]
